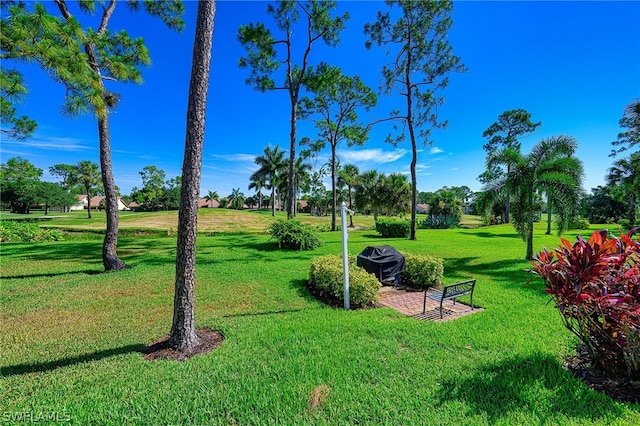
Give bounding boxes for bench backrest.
[442,279,476,298]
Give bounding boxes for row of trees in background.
[239,0,465,242]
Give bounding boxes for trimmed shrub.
[570,217,590,230]
[531,229,640,379]
[619,219,632,231]
[267,219,321,250]
[375,217,410,238]
[400,252,444,290]
[0,220,64,243]
[309,255,380,307]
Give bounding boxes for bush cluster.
[400,252,444,290]
[267,219,321,250]
[308,255,380,307]
[618,219,632,231]
[531,229,640,379]
[0,220,64,243]
[420,214,460,229]
[569,217,590,230]
[374,217,410,238]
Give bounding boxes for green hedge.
[400,252,444,290]
[309,255,380,307]
[267,219,321,250]
[374,217,410,238]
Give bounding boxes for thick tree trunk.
[98,116,126,271]
[169,0,215,351]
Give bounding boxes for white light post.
[341,201,354,310]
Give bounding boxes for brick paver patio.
[378,286,482,322]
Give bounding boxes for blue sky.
[2,0,639,198]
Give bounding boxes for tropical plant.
[364,0,466,240]
[488,135,584,259]
[205,190,219,208]
[248,174,265,209]
[238,0,348,218]
[229,188,245,210]
[530,229,640,380]
[481,109,542,224]
[267,219,321,251]
[354,169,382,219]
[279,156,313,215]
[252,145,287,217]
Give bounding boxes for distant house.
[70,194,88,211]
[199,198,219,208]
[89,195,130,211]
[416,203,429,214]
[128,201,142,211]
[298,199,310,213]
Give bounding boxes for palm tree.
[488,135,584,259]
[229,187,245,210]
[354,170,381,220]
[280,156,312,215]
[253,145,286,217]
[248,174,266,209]
[381,173,412,217]
[607,152,640,225]
[204,190,219,208]
[338,164,359,227]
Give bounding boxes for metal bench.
[423,279,476,319]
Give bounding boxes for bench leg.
[423,290,427,314]
[440,299,443,319]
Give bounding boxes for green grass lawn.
[1,212,638,425]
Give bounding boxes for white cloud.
[449,167,459,172]
[429,146,444,154]
[6,137,91,151]
[209,153,259,163]
[338,148,408,164]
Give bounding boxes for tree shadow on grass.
[1,269,103,279]
[1,344,146,377]
[471,231,522,239]
[433,352,629,423]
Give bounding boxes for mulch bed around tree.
[564,345,640,404]
[142,328,224,362]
